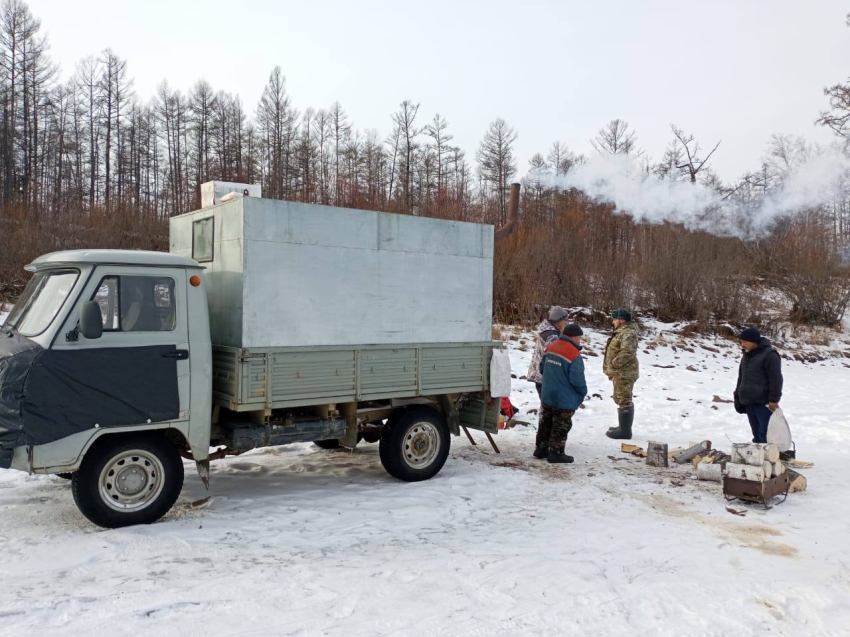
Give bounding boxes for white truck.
[0,184,518,528]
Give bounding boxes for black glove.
[733,391,746,415]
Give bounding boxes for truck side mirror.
[80,301,103,340]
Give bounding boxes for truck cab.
[0,250,213,527]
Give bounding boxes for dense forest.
[1,0,849,328]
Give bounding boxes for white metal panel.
[242,199,492,259]
[171,201,246,347]
[240,199,493,348]
[186,267,214,461]
[171,197,494,348]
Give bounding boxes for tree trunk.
[696,463,722,481]
[786,468,807,492]
[725,462,767,482]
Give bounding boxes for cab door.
[49,267,190,429]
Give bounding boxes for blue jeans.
[746,404,772,443]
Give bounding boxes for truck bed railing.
[212,342,497,412]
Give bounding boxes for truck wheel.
[379,406,450,482]
[71,434,184,529]
[313,439,341,450]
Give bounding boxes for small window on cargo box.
[192,217,214,263]
[92,275,176,332]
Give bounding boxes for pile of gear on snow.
[620,407,809,510]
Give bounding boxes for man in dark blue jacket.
[734,327,783,444]
[534,323,588,464]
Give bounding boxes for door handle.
[163,349,189,360]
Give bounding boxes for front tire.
[379,406,450,482]
[72,434,184,529]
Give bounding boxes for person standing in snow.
[534,323,587,463]
[527,306,569,396]
[733,327,783,444]
[603,308,640,440]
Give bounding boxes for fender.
[14,421,199,475]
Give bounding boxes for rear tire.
[379,406,450,482]
[72,434,184,529]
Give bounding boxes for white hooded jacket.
[526,320,562,385]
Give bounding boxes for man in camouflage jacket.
[603,307,639,440]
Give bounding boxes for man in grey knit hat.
[527,306,569,396]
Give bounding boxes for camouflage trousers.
[612,377,635,409]
[536,404,575,454]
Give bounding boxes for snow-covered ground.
[1,322,849,636]
[0,306,8,326]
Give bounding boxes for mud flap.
[195,458,210,489]
[438,395,460,436]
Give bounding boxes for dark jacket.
[735,337,783,407]
[540,335,587,411]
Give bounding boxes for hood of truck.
[0,330,43,454]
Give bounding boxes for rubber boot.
[534,415,550,459]
[547,441,574,463]
[547,450,574,464]
[533,432,549,459]
[606,406,634,440]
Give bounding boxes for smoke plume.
[532,151,850,238]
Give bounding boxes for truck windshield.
[5,269,80,337]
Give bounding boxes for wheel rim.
[403,422,441,469]
[98,449,166,512]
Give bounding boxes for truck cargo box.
[169,198,494,348]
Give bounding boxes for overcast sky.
[26,0,850,182]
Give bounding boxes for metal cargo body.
[212,342,494,411]
[170,198,495,348]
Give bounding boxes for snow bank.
[0,322,848,636]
